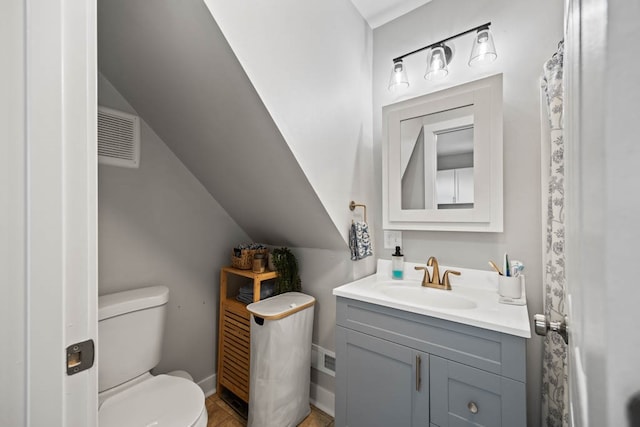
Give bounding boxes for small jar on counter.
[252,253,266,273]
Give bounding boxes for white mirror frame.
[383,74,503,232]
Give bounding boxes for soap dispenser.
[392,246,404,280]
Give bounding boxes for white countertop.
[333,259,531,338]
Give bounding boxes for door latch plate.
[66,339,95,375]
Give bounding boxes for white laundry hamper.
[246,292,315,427]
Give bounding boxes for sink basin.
[374,282,477,310]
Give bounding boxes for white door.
[563,1,594,423]
[563,0,640,426]
[0,0,98,425]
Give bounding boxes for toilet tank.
[98,286,169,392]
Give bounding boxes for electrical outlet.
[383,230,403,249]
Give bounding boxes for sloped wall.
[98,0,346,251]
[98,73,250,385]
[202,0,376,247]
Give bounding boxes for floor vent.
[98,106,140,168]
[311,344,336,377]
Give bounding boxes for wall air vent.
[98,106,140,168]
[311,344,336,377]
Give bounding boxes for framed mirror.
[383,74,503,232]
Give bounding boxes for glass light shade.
[388,60,409,91]
[424,45,449,80]
[468,28,497,66]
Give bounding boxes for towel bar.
[349,201,367,223]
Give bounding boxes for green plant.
[271,247,301,294]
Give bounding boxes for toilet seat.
[99,374,206,427]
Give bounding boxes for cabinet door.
[455,168,474,204]
[436,169,474,205]
[430,356,526,427]
[336,327,429,427]
[436,169,456,204]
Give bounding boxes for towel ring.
[349,201,367,223]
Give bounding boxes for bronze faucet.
[427,256,441,286]
[441,270,461,290]
[414,265,431,285]
[414,256,460,290]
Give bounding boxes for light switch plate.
[383,230,403,249]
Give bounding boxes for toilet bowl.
[99,374,207,427]
[98,286,207,427]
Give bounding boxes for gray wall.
[98,74,250,384]
[372,1,563,425]
[203,0,376,246]
[290,247,366,394]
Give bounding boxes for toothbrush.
[504,253,511,277]
[488,260,503,275]
[511,260,525,277]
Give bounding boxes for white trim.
[309,382,335,418]
[383,74,503,232]
[200,375,334,416]
[202,373,333,416]
[0,0,27,424]
[197,373,217,398]
[22,0,98,425]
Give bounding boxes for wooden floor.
[205,393,334,427]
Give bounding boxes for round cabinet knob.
[468,401,479,414]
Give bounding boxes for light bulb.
[469,28,497,66]
[388,59,409,91]
[425,45,449,81]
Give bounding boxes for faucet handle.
[414,266,431,286]
[442,270,461,290]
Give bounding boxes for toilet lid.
[99,375,205,427]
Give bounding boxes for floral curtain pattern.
[541,41,569,427]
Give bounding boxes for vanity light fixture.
[388,59,409,90]
[425,44,452,81]
[388,22,496,91]
[469,27,497,66]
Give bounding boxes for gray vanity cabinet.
[335,327,429,427]
[430,356,526,426]
[335,297,526,427]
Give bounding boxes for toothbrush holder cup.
[498,275,522,299]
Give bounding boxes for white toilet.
[98,286,208,427]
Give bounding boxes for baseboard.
[202,374,333,417]
[198,373,217,397]
[309,381,335,417]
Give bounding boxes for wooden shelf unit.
[216,266,277,403]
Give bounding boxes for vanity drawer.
[336,297,525,382]
[430,356,525,427]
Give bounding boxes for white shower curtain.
[540,41,569,427]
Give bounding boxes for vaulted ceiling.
[98,0,345,250]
